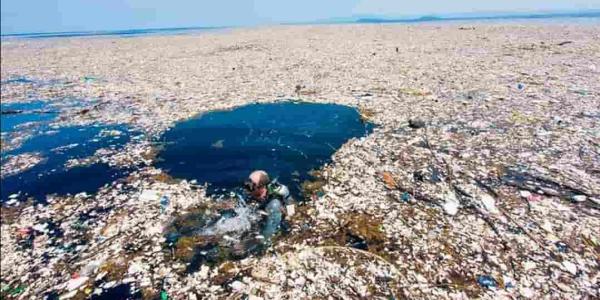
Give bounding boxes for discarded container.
[286,204,295,216]
[408,119,426,129]
[160,195,170,212]
[477,275,497,288]
[401,192,410,202]
[527,194,543,202]
[139,190,160,202]
[17,227,32,238]
[66,276,88,291]
[555,242,568,253]
[83,76,97,83]
[9,285,25,295]
[561,261,577,275]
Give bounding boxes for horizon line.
[2,8,599,37]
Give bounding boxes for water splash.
[199,203,261,238]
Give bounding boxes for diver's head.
[245,170,270,201]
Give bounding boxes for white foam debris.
[138,190,160,202]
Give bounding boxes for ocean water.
[0,125,132,202]
[155,101,374,198]
[1,26,222,40]
[1,101,57,133]
[1,99,133,202]
[3,11,598,41]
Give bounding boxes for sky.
[1,0,599,34]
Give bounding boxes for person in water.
[229,170,293,257]
[244,170,293,239]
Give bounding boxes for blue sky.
[1,0,599,34]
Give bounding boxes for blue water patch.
[1,26,223,40]
[156,101,373,198]
[1,99,134,202]
[1,100,49,111]
[1,76,35,84]
[89,284,140,300]
[1,76,66,89]
[1,99,100,151]
[1,125,132,202]
[1,101,58,133]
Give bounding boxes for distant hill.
[353,10,600,24]
[357,15,442,23]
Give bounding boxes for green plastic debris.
[82,76,97,83]
[160,290,168,300]
[71,221,87,230]
[401,192,410,202]
[10,285,25,295]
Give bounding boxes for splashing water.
[199,203,261,238]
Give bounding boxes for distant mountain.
[352,10,600,24]
[357,15,443,23]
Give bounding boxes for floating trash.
[555,241,569,253]
[477,275,498,289]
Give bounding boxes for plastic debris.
[286,204,295,216]
[442,191,460,215]
[477,275,497,288]
[9,285,25,295]
[139,190,160,202]
[480,194,499,214]
[519,190,531,198]
[561,261,577,275]
[160,195,170,212]
[408,119,426,129]
[401,192,410,202]
[82,76,97,83]
[381,172,398,189]
[555,241,568,253]
[66,276,88,291]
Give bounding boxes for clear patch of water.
[1,125,132,202]
[1,99,133,202]
[1,100,58,133]
[156,101,373,198]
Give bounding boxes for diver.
[230,170,294,256]
[244,170,294,239]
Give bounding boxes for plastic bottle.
[160,195,169,212]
